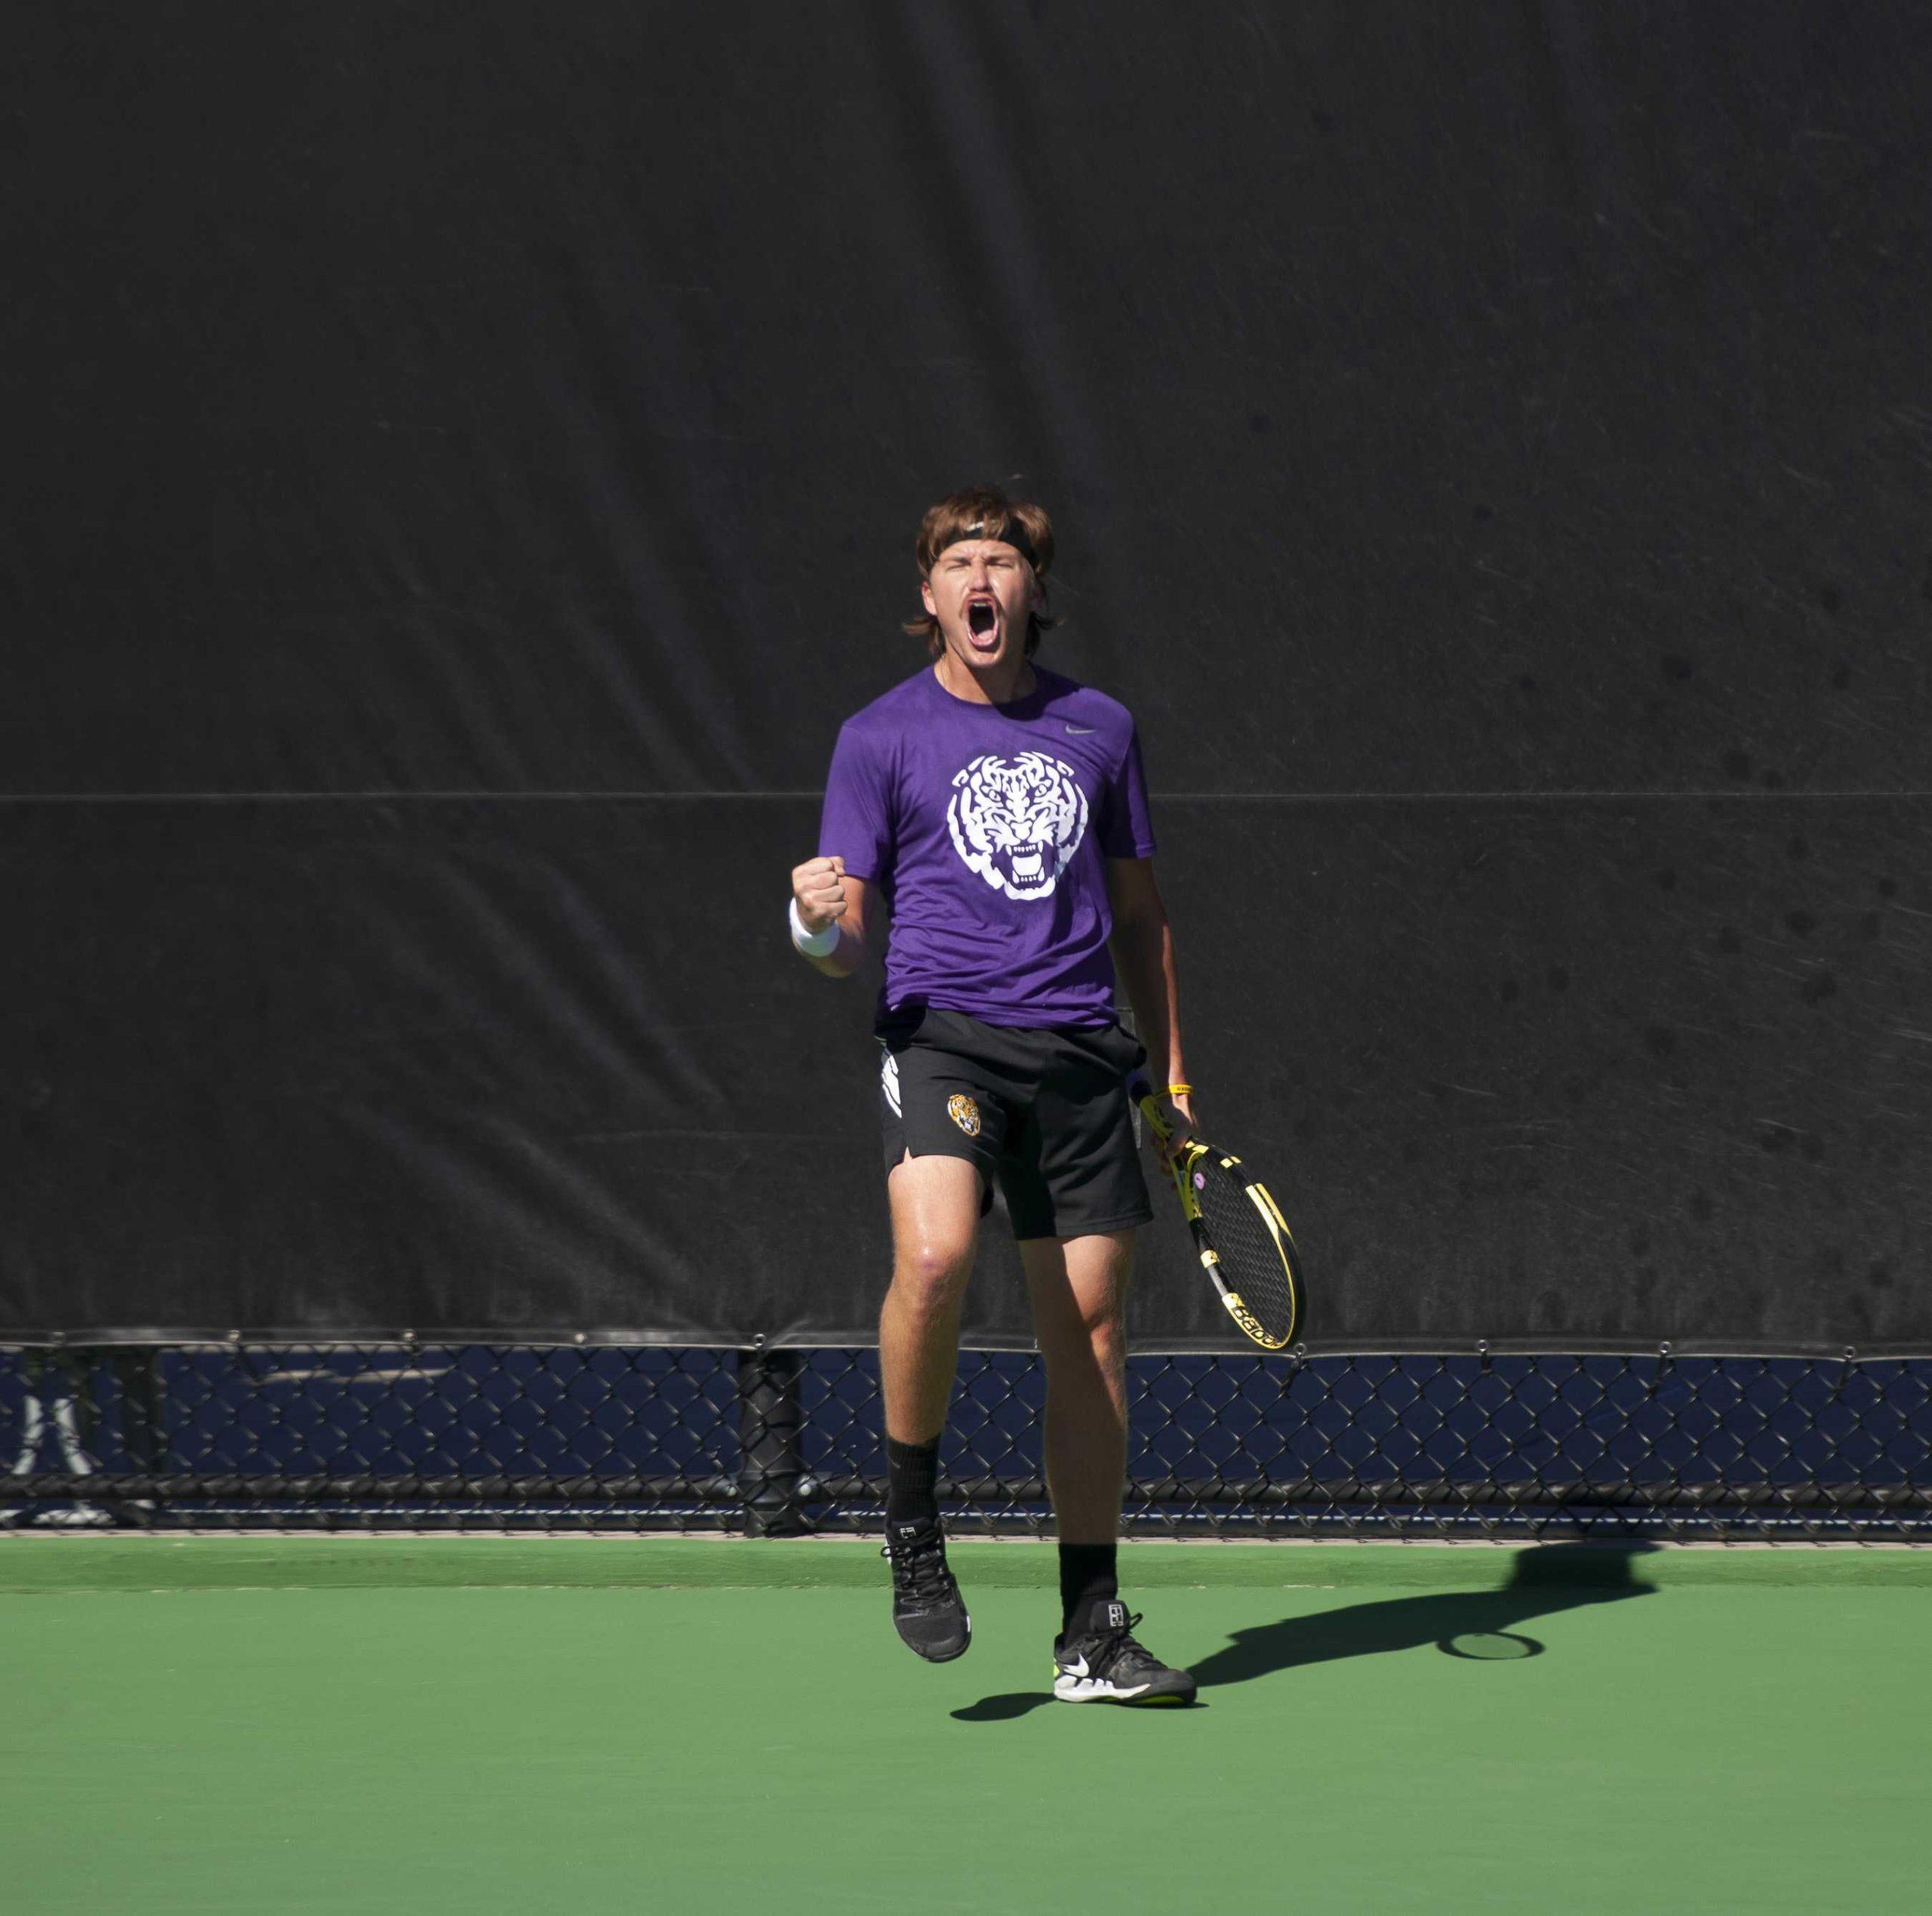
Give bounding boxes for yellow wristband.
[1164,1083,1193,1097]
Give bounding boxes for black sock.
[884,1436,941,1536]
[1059,1542,1118,1637]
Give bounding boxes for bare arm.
[789,856,877,980]
[1106,856,1195,1146]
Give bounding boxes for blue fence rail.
[4,1346,1929,1540]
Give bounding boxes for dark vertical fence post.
[737,1342,808,1536]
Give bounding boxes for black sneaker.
[1053,1601,1196,1705]
[882,1521,971,1662]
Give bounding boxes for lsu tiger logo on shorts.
[946,1093,982,1137]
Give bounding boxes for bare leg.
[878,1155,981,1663]
[1020,1229,1134,1544]
[880,1155,982,1445]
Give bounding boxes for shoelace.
[1084,1610,1161,1675]
[881,1533,955,1606]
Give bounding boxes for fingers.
[790,854,850,933]
[1152,1098,1197,1170]
[791,855,844,890]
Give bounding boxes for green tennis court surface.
[5,1540,1925,1915]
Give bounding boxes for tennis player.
[786,485,1198,1706]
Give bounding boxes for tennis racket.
[1133,1077,1304,1351]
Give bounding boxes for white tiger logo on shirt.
[946,751,1090,902]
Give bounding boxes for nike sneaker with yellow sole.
[1052,1601,1197,1705]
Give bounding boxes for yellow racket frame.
[1136,1085,1303,1352]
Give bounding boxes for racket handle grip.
[1128,1074,1172,1143]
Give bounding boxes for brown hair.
[903,484,1057,657]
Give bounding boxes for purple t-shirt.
[818,665,1158,1028]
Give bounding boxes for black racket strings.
[1192,1153,1299,1341]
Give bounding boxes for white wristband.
[789,896,841,958]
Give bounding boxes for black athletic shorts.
[875,1006,1153,1241]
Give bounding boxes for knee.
[1044,1296,1127,1373]
[1094,1296,1128,1346]
[891,1238,974,1314]
[1083,1310,1128,1373]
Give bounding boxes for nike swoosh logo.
[1063,1654,1090,1678]
[1056,1672,1152,1700]
[1065,724,1098,735]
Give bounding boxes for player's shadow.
[950,1541,1658,1722]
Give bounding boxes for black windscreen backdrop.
[5,3,1928,1352]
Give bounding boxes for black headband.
[937,519,1038,570]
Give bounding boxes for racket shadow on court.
[951,1542,1657,1721]
[1184,1539,1660,1693]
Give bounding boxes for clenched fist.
[791,854,848,936]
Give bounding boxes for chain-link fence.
[4,1343,1928,1541]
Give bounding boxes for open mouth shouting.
[964,594,1001,652]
